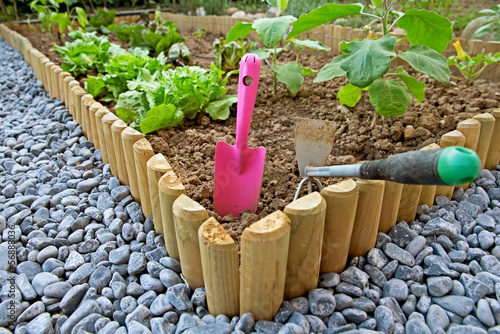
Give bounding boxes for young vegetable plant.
[213,38,256,72]
[225,0,330,95]
[286,0,453,123]
[86,7,116,34]
[29,0,87,42]
[448,41,500,83]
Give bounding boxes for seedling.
[448,41,500,83]
[225,0,330,95]
[286,0,453,125]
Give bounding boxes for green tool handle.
[359,146,480,186]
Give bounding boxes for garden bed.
[15,23,500,242]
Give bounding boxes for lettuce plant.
[116,64,237,134]
[286,1,453,121]
[86,7,116,34]
[213,38,254,72]
[225,0,330,95]
[53,31,126,77]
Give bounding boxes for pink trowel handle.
[235,53,261,150]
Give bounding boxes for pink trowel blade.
[213,53,266,217]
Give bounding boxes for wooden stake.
[44,62,54,97]
[88,102,103,148]
[172,194,208,289]
[111,119,129,186]
[283,192,326,299]
[435,130,466,198]
[378,181,404,234]
[147,154,172,234]
[102,113,120,177]
[456,118,481,190]
[133,138,155,217]
[121,127,144,204]
[71,86,85,125]
[95,107,111,164]
[485,109,500,170]
[397,183,422,224]
[418,143,441,207]
[320,180,359,273]
[63,76,75,110]
[58,72,71,103]
[67,81,80,116]
[158,171,186,261]
[473,113,496,169]
[240,210,291,321]
[40,58,49,91]
[199,217,239,317]
[349,180,385,257]
[49,65,59,99]
[81,95,94,140]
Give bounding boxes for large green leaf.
[226,22,253,44]
[273,61,304,95]
[205,95,238,120]
[140,103,184,134]
[340,34,397,88]
[286,3,363,40]
[314,55,347,82]
[394,66,426,103]
[398,45,450,83]
[368,78,412,117]
[116,90,147,123]
[338,83,362,107]
[396,9,452,53]
[51,13,70,33]
[86,76,107,99]
[252,16,297,48]
[291,38,331,51]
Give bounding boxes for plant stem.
[12,0,19,21]
[370,112,378,129]
[273,45,278,95]
[0,0,8,17]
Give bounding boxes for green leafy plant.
[225,0,330,95]
[53,30,126,77]
[448,40,500,82]
[474,5,500,41]
[86,48,167,101]
[108,11,185,56]
[287,1,452,122]
[213,38,256,72]
[86,7,115,33]
[168,42,191,65]
[116,64,237,134]
[29,0,87,41]
[192,27,206,42]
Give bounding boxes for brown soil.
[19,24,500,245]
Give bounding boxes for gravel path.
[1,35,500,334]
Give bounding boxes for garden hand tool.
[294,119,481,201]
[214,53,265,217]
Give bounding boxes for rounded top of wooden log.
[54,67,62,74]
[95,107,110,118]
[81,94,93,103]
[199,217,236,247]
[64,75,75,83]
[172,194,209,221]
[73,86,86,96]
[147,153,172,173]
[473,113,495,123]
[69,80,80,87]
[440,130,466,147]
[59,72,71,78]
[102,113,119,125]
[133,137,154,155]
[89,102,103,113]
[121,127,144,141]
[421,143,440,150]
[158,170,185,195]
[242,210,291,242]
[84,98,96,108]
[492,109,500,118]
[284,191,325,216]
[321,179,358,198]
[41,58,49,64]
[45,61,55,67]
[356,179,385,189]
[111,119,128,132]
[457,118,480,129]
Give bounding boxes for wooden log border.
[1,22,500,320]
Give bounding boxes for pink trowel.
[214,53,265,217]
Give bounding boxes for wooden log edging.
[2,22,500,322]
